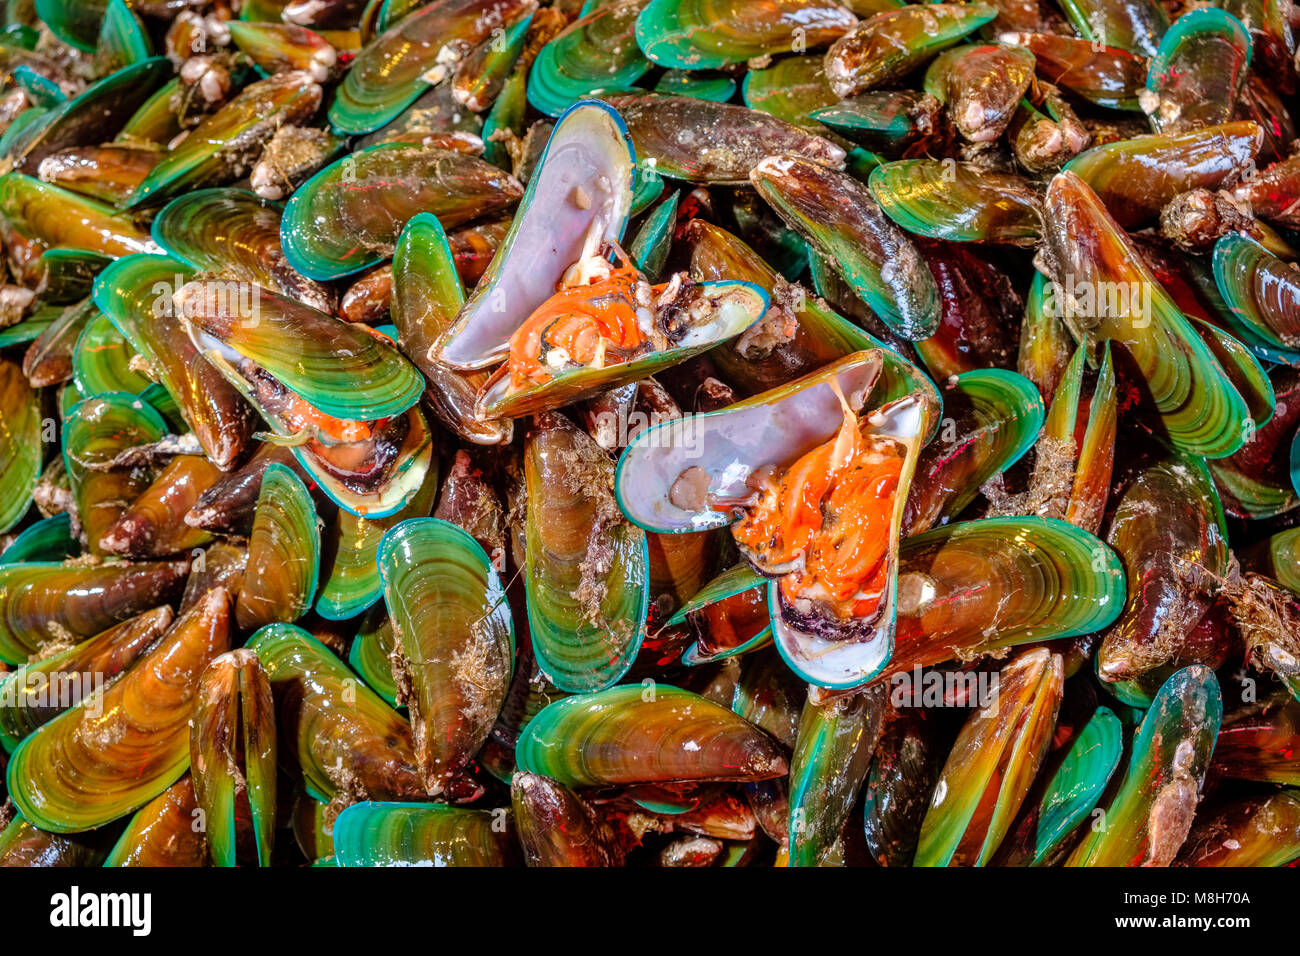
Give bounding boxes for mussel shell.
[180,542,248,615]
[0,558,189,664]
[184,442,298,536]
[152,188,334,314]
[1066,665,1222,865]
[1062,343,1118,535]
[732,648,804,750]
[329,0,537,134]
[190,648,277,866]
[226,20,338,81]
[1178,789,1300,867]
[71,309,149,398]
[1145,8,1251,134]
[245,623,424,804]
[92,254,257,471]
[7,587,231,832]
[997,705,1122,866]
[0,514,77,565]
[869,159,1042,245]
[923,43,1034,143]
[332,801,521,866]
[0,605,172,752]
[348,607,400,705]
[0,302,63,349]
[393,221,512,443]
[787,685,886,866]
[628,188,678,279]
[861,709,942,867]
[0,810,107,866]
[62,392,168,557]
[511,771,624,866]
[178,279,424,423]
[281,141,523,281]
[524,413,647,692]
[1213,232,1300,351]
[1041,170,1250,459]
[1211,693,1300,786]
[451,8,532,112]
[902,368,1044,537]
[12,66,63,109]
[318,464,438,621]
[96,0,151,74]
[516,684,787,786]
[600,94,844,185]
[528,0,650,117]
[0,173,158,259]
[177,293,435,518]
[1189,316,1273,430]
[1097,450,1229,683]
[670,563,772,665]
[637,0,857,69]
[742,54,839,130]
[884,516,1126,675]
[99,454,219,559]
[1245,527,1300,594]
[1063,121,1261,229]
[125,72,324,210]
[810,89,939,155]
[103,776,207,867]
[914,649,1063,866]
[235,463,320,631]
[114,76,182,147]
[436,100,635,371]
[682,219,935,403]
[823,3,996,98]
[1000,32,1147,109]
[1057,0,1167,56]
[1219,0,1294,93]
[13,57,171,174]
[654,69,736,102]
[34,0,106,51]
[378,517,514,795]
[751,154,940,340]
[1207,365,1298,518]
[0,357,40,534]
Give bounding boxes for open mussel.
[475,240,768,421]
[618,352,937,688]
[436,100,636,371]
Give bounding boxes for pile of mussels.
[0,0,1296,868]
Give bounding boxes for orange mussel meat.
[731,395,904,623]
